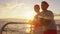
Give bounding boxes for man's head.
[34,4,40,13]
[41,1,49,10]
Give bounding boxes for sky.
[0,0,60,19]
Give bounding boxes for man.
[40,1,57,34]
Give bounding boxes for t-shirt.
[40,10,57,30]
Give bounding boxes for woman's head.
[34,4,40,13]
[41,1,49,10]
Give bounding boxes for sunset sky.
[0,0,60,20]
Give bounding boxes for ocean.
[0,19,60,34]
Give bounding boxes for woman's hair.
[34,4,40,13]
[42,1,49,7]
[34,4,40,9]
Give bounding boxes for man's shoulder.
[47,10,53,13]
[47,10,54,16]
[41,10,53,13]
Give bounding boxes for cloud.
[0,2,34,19]
[0,0,18,9]
[0,0,35,19]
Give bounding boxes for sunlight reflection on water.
[2,24,33,34]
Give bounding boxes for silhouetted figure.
[33,4,43,34]
[40,1,57,34]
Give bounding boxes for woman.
[40,1,57,34]
[32,4,43,34]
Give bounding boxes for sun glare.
[24,11,35,20]
[25,24,31,33]
[26,28,31,33]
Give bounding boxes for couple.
[33,1,57,34]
